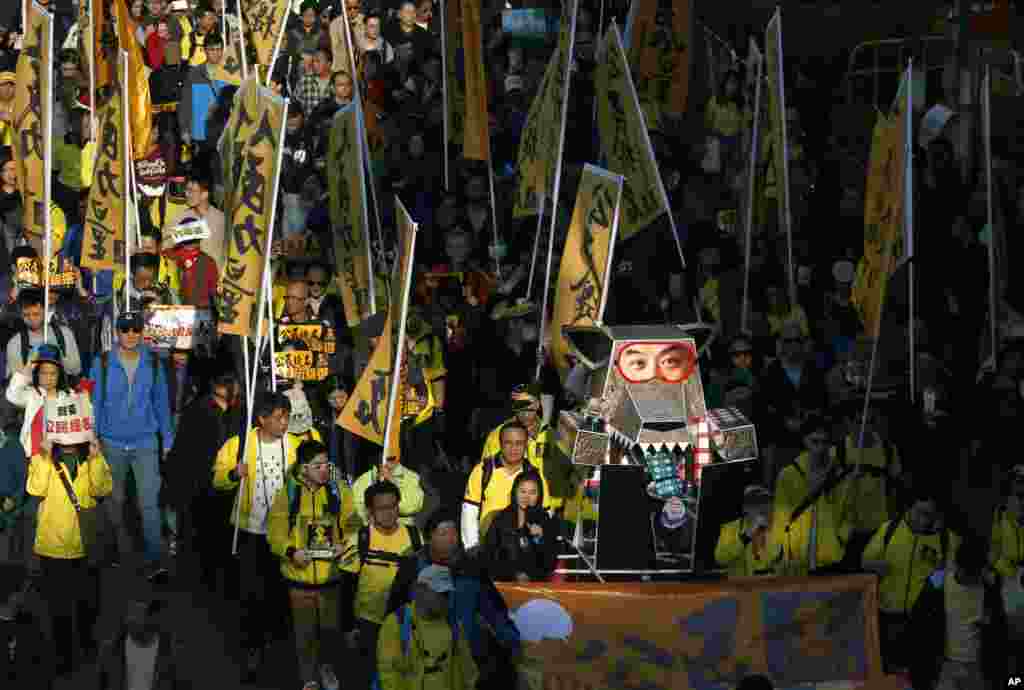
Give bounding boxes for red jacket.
[165,248,218,308]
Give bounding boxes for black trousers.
[38,556,99,673]
[235,530,288,649]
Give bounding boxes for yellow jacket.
[989,503,1023,579]
[862,518,960,614]
[835,435,899,535]
[481,420,551,466]
[212,430,302,529]
[267,475,357,586]
[714,517,784,577]
[772,451,852,576]
[28,451,113,559]
[54,140,97,191]
[377,603,478,690]
[705,96,744,138]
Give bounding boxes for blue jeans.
[102,443,163,565]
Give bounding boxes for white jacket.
[5,372,81,457]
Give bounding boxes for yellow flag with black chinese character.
[82,87,127,271]
[460,0,489,161]
[852,103,906,338]
[628,0,691,116]
[595,26,669,242]
[338,199,418,462]
[552,165,623,380]
[217,82,286,336]
[240,0,289,68]
[328,101,373,327]
[13,0,53,241]
[513,0,577,217]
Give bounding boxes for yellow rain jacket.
[862,517,959,615]
[989,503,1024,579]
[267,473,357,586]
[212,430,302,529]
[715,517,784,577]
[835,435,900,535]
[377,603,478,690]
[772,451,852,576]
[28,450,113,559]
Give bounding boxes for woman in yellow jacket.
[989,465,1024,579]
[377,565,478,690]
[28,438,112,676]
[268,440,356,690]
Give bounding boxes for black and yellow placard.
[13,1,53,241]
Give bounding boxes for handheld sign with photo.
[16,256,78,292]
[274,349,329,381]
[277,322,337,355]
[143,305,215,350]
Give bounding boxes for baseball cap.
[31,344,62,366]
[416,565,454,594]
[116,311,145,332]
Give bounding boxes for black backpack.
[18,318,67,369]
[881,513,949,565]
[357,524,422,566]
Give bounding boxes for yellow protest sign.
[338,199,418,462]
[217,81,286,336]
[595,26,671,243]
[277,322,337,355]
[13,1,53,241]
[240,0,288,68]
[15,256,77,291]
[551,165,622,379]
[114,0,152,160]
[628,0,692,116]
[274,350,329,381]
[513,0,577,217]
[82,86,127,271]
[328,102,373,327]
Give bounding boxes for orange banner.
[460,0,489,161]
[498,576,886,690]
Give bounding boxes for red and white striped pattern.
[690,416,712,482]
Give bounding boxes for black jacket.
[162,394,236,503]
[481,506,558,582]
[755,358,829,448]
[908,569,1008,690]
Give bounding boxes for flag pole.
[596,174,624,323]
[265,268,278,393]
[525,193,543,302]
[266,8,287,85]
[232,336,250,556]
[379,201,418,468]
[87,0,97,141]
[42,7,54,343]
[233,94,289,555]
[536,0,579,382]
[121,50,131,314]
[439,0,450,191]
[237,4,249,80]
[905,60,916,403]
[983,65,997,368]
[356,101,376,314]
[487,161,502,281]
[769,9,795,308]
[741,42,763,334]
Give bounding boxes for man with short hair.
[295,47,334,123]
[351,456,424,528]
[385,0,432,78]
[462,421,553,549]
[177,32,227,150]
[213,391,301,679]
[91,311,174,581]
[166,173,227,270]
[330,0,365,73]
[6,288,82,377]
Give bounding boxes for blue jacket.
[90,346,173,451]
[0,434,27,529]
[386,550,521,658]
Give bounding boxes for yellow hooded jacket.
[715,517,785,577]
[28,450,113,559]
[834,435,899,535]
[212,430,302,529]
[267,472,357,586]
[862,517,959,615]
[377,603,479,690]
[989,503,1023,579]
[772,451,852,576]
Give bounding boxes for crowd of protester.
[0,0,1020,689]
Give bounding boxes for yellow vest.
[715,517,784,577]
[862,518,960,614]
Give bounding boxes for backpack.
[370,604,460,690]
[357,524,422,566]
